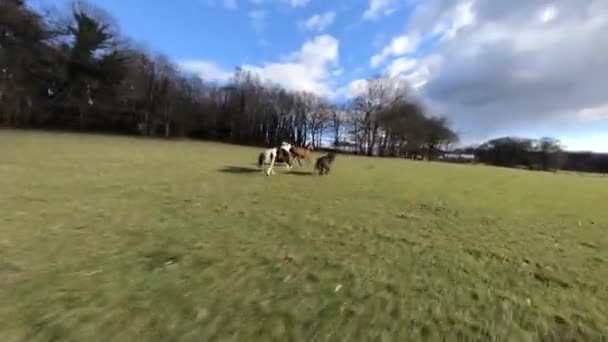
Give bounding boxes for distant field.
[1,129,607,341]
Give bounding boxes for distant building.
[439,153,476,163]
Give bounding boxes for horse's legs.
[296,157,303,167]
[267,152,276,176]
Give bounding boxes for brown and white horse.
[290,142,314,166]
[257,142,293,176]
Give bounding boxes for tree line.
[1,0,458,157]
[450,136,608,174]
[470,136,565,170]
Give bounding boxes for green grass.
[1,129,607,341]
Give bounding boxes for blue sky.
[32,0,608,151]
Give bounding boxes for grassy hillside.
[1,130,607,341]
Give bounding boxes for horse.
[314,152,336,175]
[257,142,293,176]
[290,142,314,166]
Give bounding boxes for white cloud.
[248,0,310,7]
[331,68,344,77]
[384,57,417,77]
[577,103,608,122]
[177,61,233,82]
[241,34,340,97]
[343,77,413,99]
[398,70,429,89]
[537,5,558,23]
[346,79,368,98]
[249,9,267,32]
[363,0,396,20]
[405,0,475,37]
[299,11,336,32]
[370,34,418,67]
[396,0,608,141]
[434,1,476,39]
[203,0,238,9]
[178,35,340,96]
[184,1,608,150]
[179,34,342,97]
[222,0,238,9]
[287,0,310,7]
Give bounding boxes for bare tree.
[352,77,408,155]
[330,104,347,147]
[308,103,330,148]
[0,0,465,164]
[536,137,564,171]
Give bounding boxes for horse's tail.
[257,152,265,168]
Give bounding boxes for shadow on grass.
[219,166,260,174]
[287,170,314,176]
[218,166,314,176]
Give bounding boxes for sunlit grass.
[1,129,607,341]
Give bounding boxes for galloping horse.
[257,142,293,176]
[314,152,336,175]
[290,142,314,166]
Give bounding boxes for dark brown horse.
[314,152,336,175]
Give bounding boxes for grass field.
[1,130,607,341]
